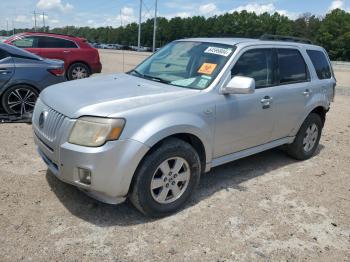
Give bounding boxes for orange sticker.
[198,63,217,75]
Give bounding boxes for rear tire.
[129,138,201,218]
[1,85,39,115]
[286,113,323,160]
[67,63,90,80]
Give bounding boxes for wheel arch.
[127,132,208,196]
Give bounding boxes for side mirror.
[222,76,255,95]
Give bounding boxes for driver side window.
[231,49,274,89]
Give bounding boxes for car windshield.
[129,41,235,90]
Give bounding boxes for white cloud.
[36,0,73,12]
[329,0,344,10]
[14,15,30,23]
[328,0,350,11]
[230,3,298,19]
[199,3,218,15]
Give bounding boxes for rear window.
[11,36,37,48]
[307,50,332,79]
[277,49,308,84]
[37,36,78,48]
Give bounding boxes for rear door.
[0,49,15,89]
[269,47,311,140]
[36,36,79,69]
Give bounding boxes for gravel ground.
[0,50,349,261]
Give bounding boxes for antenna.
[152,0,158,52]
[138,0,142,52]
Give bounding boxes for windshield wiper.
[143,74,170,84]
[129,69,170,84]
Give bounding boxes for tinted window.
[232,49,274,88]
[0,49,9,60]
[307,50,332,79]
[12,36,37,48]
[278,49,308,84]
[37,36,77,48]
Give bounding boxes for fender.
[130,112,214,166]
[291,92,330,137]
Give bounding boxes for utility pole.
[152,0,158,52]
[42,12,46,32]
[33,11,37,32]
[6,20,9,36]
[12,20,15,35]
[138,0,142,51]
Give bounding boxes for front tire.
[67,63,90,80]
[286,113,323,160]
[130,138,201,218]
[1,85,39,115]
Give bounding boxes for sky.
[1,0,350,30]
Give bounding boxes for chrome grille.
[33,99,66,142]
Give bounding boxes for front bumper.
[34,131,149,204]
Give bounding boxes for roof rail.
[26,31,78,38]
[260,34,313,45]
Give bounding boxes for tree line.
[1,9,349,61]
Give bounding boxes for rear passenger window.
[37,36,78,48]
[307,50,332,79]
[278,49,308,84]
[232,49,274,88]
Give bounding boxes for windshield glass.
[130,41,235,90]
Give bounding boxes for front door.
[214,48,277,157]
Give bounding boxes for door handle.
[261,96,272,109]
[63,50,71,53]
[0,69,10,75]
[303,89,311,96]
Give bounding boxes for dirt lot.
[0,50,349,261]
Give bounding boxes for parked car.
[0,43,65,115]
[4,32,102,81]
[32,37,336,217]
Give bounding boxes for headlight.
[68,117,125,147]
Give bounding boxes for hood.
[40,73,198,118]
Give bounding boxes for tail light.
[48,68,65,77]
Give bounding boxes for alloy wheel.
[7,88,37,115]
[150,157,191,204]
[71,66,88,79]
[303,123,319,152]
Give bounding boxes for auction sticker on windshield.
[204,46,233,57]
[198,63,217,75]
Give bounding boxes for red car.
[5,32,102,80]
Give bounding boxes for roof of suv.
[180,37,322,50]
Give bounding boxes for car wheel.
[1,85,39,115]
[67,63,90,80]
[130,138,201,218]
[286,113,323,160]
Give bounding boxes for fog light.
[78,168,92,185]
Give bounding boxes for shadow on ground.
[46,145,324,226]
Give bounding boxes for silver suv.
[32,38,336,217]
